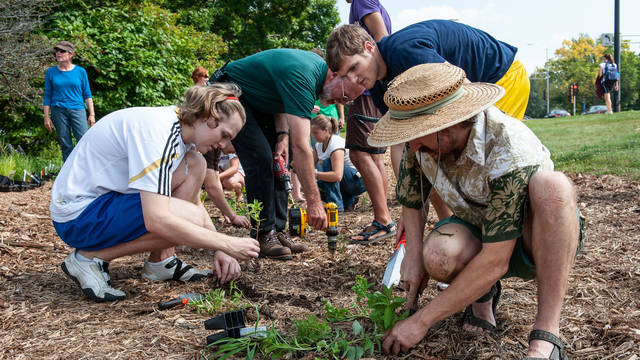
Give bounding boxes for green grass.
[526,111,640,179]
[0,141,62,181]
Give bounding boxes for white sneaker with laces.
[141,256,212,282]
[60,250,126,302]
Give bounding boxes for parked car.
[544,109,571,118]
[582,105,608,115]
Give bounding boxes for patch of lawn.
[526,111,640,179]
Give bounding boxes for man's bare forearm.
[293,144,321,204]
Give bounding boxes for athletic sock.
[75,251,93,262]
[147,255,176,266]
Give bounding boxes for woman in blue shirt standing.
[43,41,95,161]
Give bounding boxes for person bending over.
[367,63,584,360]
[51,84,260,302]
[208,49,364,259]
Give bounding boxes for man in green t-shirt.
[210,49,364,260]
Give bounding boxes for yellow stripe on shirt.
[129,153,180,184]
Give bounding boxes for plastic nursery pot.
[204,310,247,344]
[0,175,12,192]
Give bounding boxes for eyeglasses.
[55,49,68,54]
[341,78,351,104]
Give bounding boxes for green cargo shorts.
[432,209,585,280]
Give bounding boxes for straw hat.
[368,63,505,147]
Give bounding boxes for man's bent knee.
[423,223,481,282]
[529,171,576,214]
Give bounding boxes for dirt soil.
[1,169,639,359]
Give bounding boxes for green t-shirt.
[311,100,339,119]
[225,49,328,119]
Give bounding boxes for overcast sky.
[335,0,640,74]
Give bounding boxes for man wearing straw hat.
[373,63,584,360]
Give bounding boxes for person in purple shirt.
[43,41,96,161]
[343,0,398,245]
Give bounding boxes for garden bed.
[1,171,639,359]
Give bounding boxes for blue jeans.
[316,158,366,211]
[51,106,88,161]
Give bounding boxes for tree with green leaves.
[0,0,55,150]
[165,0,340,60]
[47,2,227,116]
[526,34,640,117]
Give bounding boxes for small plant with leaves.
[352,275,409,332]
[187,281,249,316]
[228,197,264,239]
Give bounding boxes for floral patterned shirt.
[396,107,554,243]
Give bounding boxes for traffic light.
[568,83,579,103]
[568,84,574,103]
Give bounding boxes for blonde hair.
[326,24,374,71]
[311,114,338,135]
[178,83,245,127]
[191,66,209,84]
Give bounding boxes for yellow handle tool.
[325,202,339,252]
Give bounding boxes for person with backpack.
[599,54,619,114]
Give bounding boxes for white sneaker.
[436,282,449,291]
[141,256,212,282]
[60,250,126,302]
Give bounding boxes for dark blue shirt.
[43,65,92,109]
[371,20,517,112]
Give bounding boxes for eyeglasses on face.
[341,78,351,104]
[55,49,68,54]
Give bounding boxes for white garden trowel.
[382,232,406,288]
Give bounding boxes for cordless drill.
[272,153,292,193]
[325,202,339,252]
[288,206,308,237]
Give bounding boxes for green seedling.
[352,275,409,332]
[188,281,248,315]
[227,197,264,239]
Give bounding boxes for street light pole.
[546,48,550,114]
[614,0,621,112]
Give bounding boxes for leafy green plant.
[229,197,264,239]
[187,281,248,316]
[323,300,360,323]
[351,275,409,332]
[205,276,407,359]
[294,314,332,345]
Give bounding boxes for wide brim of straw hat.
[368,83,505,147]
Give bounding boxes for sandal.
[521,329,568,360]
[349,220,397,244]
[461,280,502,332]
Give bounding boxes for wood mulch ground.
[1,169,639,359]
